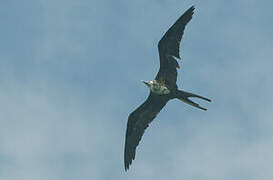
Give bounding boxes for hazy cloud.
[1,0,273,179]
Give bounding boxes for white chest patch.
[150,82,170,95]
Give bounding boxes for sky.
[0,0,273,179]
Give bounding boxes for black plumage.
[124,6,211,171]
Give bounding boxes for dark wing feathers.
[158,6,194,59]
[124,93,168,171]
[156,6,194,87]
[124,6,195,171]
[155,55,179,88]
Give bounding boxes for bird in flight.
[124,6,211,171]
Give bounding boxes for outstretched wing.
[156,6,195,87]
[124,93,169,171]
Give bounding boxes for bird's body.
[124,6,211,171]
[143,80,171,95]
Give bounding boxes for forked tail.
[176,90,211,111]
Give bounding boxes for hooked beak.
[141,80,149,86]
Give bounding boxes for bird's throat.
[150,82,170,95]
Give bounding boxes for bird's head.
[141,80,153,88]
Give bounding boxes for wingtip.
[189,5,195,15]
[189,5,195,11]
[184,5,195,18]
[124,162,129,172]
[124,153,132,172]
[124,162,131,172]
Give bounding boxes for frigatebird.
[124,6,211,171]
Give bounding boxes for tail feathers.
[179,98,207,111]
[176,90,211,111]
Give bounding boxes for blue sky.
[1,0,273,179]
